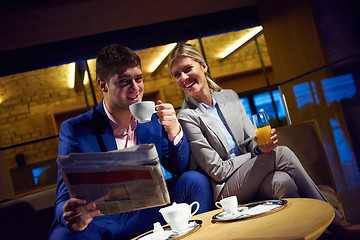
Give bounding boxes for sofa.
[0,186,56,240]
[276,120,345,219]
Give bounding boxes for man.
[49,44,212,240]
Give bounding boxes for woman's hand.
[62,198,100,232]
[255,128,279,153]
[156,100,181,137]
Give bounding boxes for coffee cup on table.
[129,101,156,123]
[215,196,238,215]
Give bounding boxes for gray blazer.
[178,89,258,200]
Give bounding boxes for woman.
[167,43,359,239]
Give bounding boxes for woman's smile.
[185,80,196,89]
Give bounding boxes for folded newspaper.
[58,144,170,215]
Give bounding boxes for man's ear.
[97,78,108,92]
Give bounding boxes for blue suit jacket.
[53,100,190,228]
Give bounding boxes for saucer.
[212,199,287,222]
[136,220,202,240]
[213,206,250,221]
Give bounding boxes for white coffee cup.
[215,196,238,214]
[129,101,156,123]
[159,201,200,232]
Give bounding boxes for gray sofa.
[276,120,345,219]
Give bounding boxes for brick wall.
[207,35,271,78]
[0,63,91,168]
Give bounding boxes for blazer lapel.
[213,91,243,144]
[92,101,117,152]
[186,95,230,153]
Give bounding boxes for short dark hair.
[96,44,141,83]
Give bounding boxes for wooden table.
[135,198,335,240]
[184,198,334,240]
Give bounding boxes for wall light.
[219,26,263,59]
[83,69,89,85]
[68,62,76,88]
[148,43,177,73]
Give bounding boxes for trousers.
[219,146,342,223]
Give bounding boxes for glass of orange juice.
[252,112,272,146]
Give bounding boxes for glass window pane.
[322,73,357,104]
[271,90,285,118]
[32,166,50,184]
[293,82,315,109]
[330,119,355,163]
[240,97,252,119]
[253,92,276,119]
[311,82,320,104]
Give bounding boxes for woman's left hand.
[156,100,181,137]
[255,128,279,153]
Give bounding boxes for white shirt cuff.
[168,126,183,145]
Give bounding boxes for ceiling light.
[219,26,263,59]
[148,43,177,73]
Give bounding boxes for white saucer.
[136,220,202,240]
[215,206,249,220]
[212,199,288,222]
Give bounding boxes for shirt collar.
[103,101,137,138]
[200,95,217,110]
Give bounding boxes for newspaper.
[57,144,170,215]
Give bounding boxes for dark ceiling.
[0,0,259,77]
[0,7,259,77]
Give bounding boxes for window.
[293,73,358,167]
[32,166,51,184]
[240,88,288,127]
[293,82,319,109]
[240,97,252,118]
[322,73,356,104]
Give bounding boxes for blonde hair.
[167,43,221,91]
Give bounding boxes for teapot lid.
[159,202,187,213]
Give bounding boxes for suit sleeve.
[136,115,190,177]
[159,124,190,176]
[54,120,82,227]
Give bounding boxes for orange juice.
[255,125,272,145]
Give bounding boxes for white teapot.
[159,201,200,232]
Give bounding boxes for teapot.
[159,201,199,232]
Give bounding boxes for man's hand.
[63,198,100,232]
[156,100,181,137]
[254,128,278,153]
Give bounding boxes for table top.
[134,198,335,240]
[185,198,334,240]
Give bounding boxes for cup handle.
[215,202,222,209]
[190,201,200,216]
